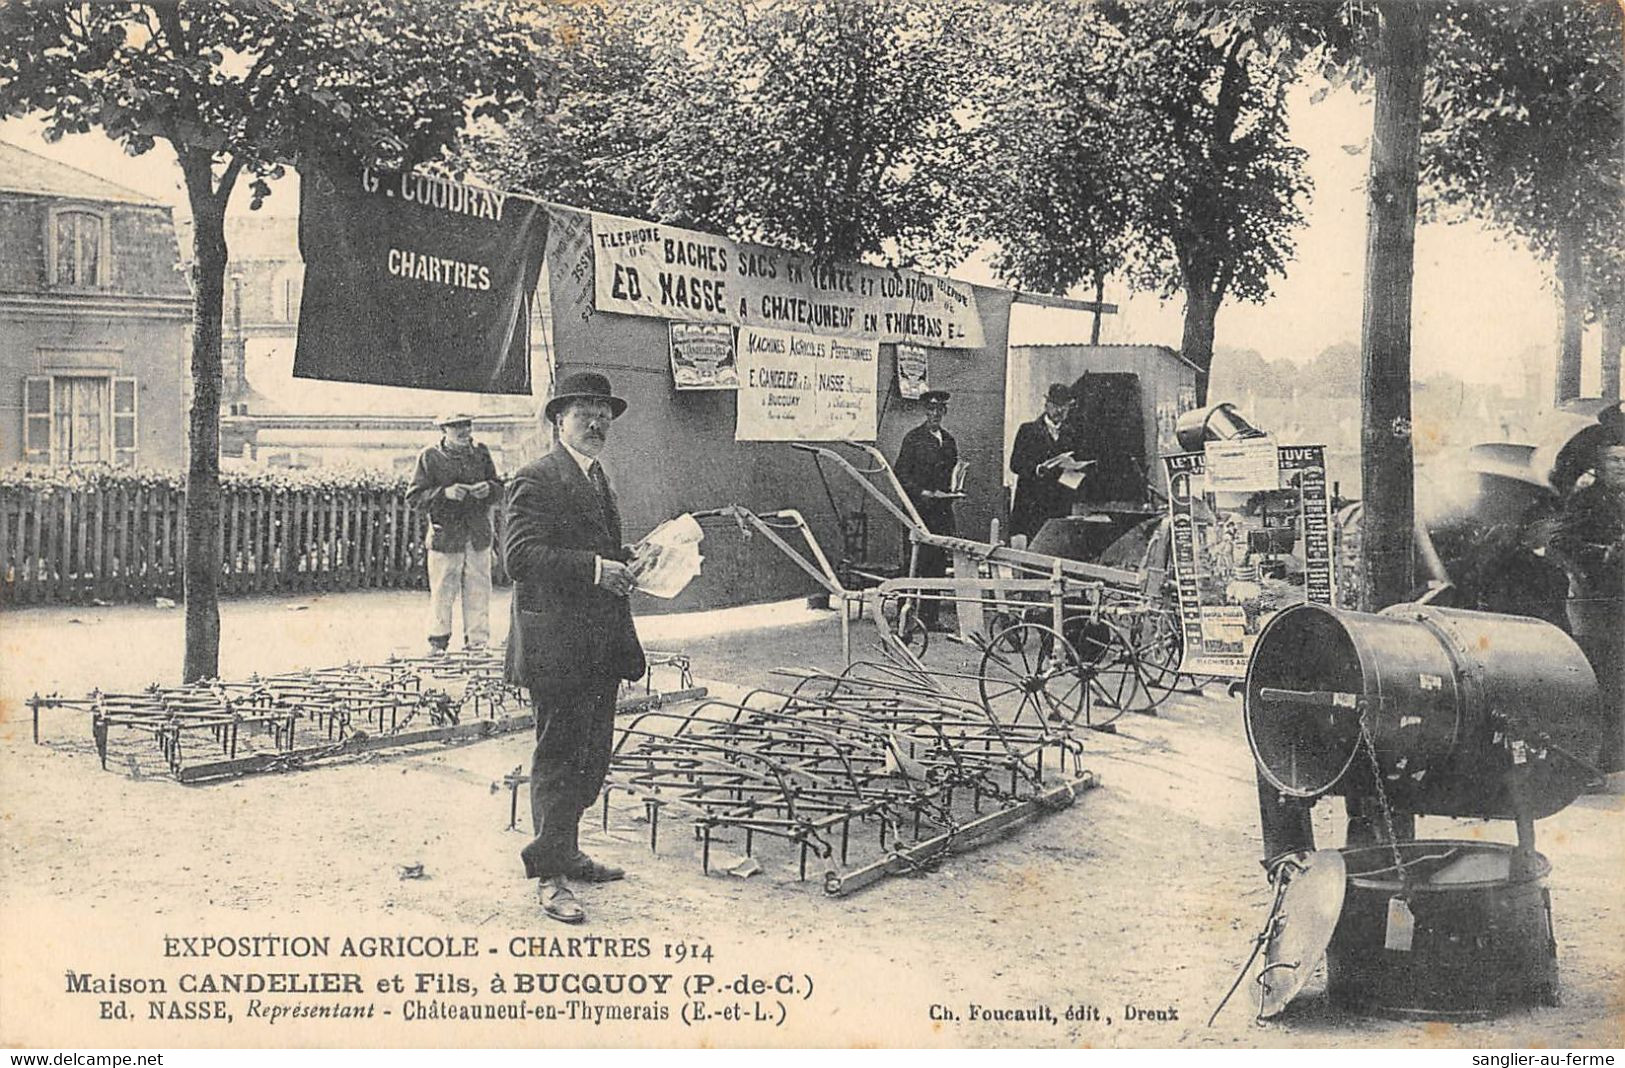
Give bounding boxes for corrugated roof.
[0,140,162,205]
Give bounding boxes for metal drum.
[1326,840,1558,1020]
[1245,603,1601,820]
[1174,402,1268,452]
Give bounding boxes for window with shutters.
[47,208,110,288]
[19,373,138,466]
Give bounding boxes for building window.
[21,374,138,466]
[48,208,109,288]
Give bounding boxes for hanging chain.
[1357,712,1408,888]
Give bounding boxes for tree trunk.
[1181,287,1219,406]
[1554,221,1585,403]
[1358,0,1427,613]
[1090,272,1105,345]
[181,164,228,682]
[1599,278,1622,402]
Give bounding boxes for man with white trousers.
[407,414,503,654]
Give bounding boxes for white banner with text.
[590,212,983,349]
[734,326,879,442]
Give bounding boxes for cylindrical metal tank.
[1245,603,1601,819]
[1174,402,1267,452]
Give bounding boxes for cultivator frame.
[506,632,1097,897]
[29,649,703,781]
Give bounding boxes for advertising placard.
[734,325,879,442]
[896,342,929,399]
[668,323,738,390]
[1162,444,1336,676]
[295,163,546,393]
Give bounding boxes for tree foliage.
[1211,340,1360,399]
[960,3,1128,297]
[970,0,1326,399]
[1421,0,1623,400]
[481,0,983,266]
[0,1,548,193]
[1422,1,1622,272]
[467,0,672,218]
[0,0,549,680]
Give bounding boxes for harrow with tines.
[505,634,1097,896]
[29,647,704,781]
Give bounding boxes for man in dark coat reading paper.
[503,371,657,924]
[1009,383,1084,544]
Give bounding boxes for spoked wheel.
[1067,618,1152,723]
[1130,609,1184,709]
[977,623,1086,727]
[898,613,929,658]
[881,595,930,659]
[984,610,1028,652]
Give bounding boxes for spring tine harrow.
[29,647,705,782]
[508,644,1097,898]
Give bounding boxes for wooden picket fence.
[0,483,508,608]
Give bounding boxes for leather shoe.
[537,877,586,924]
[566,854,626,883]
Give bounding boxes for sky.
[1,80,1593,397]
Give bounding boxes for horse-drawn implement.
[697,443,1191,731]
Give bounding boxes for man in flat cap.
[1010,383,1087,544]
[407,413,503,654]
[503,371,655,924]
[893,389,960,631]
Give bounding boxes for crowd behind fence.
[0,473,509,608]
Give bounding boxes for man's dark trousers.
[521,676,619,879]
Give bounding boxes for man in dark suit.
[503,371,654,924]
[1009,383,1081,544]
[893,390,958,630]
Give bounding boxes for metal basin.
[1326,839,1558,1020]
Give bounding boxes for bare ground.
[1,590,1621,1049]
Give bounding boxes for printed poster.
[896,342,929,399]
[1163,444,1335,677]
[589,211,984,349]
[668,323,738,390]
[734,325,879,442]
[1204,436,1280,492]
[1155,384,1202,454]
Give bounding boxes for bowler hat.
[545,371,628,422]
[435,412,474,427]
[1045,383,1073,406]
[921,390,951,406]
